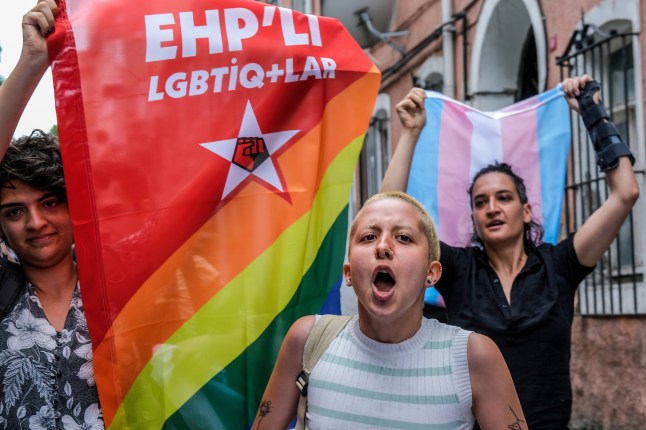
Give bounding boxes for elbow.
[623,181,640,207]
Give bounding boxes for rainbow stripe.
[48,0,380,427]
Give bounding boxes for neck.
[357,306,424,344]
[485,240,527,275]
[24,258,78,299]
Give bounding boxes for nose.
[26,207,47,230]
[486,199,499,215]
[375,236,393,260]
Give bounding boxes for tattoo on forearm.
[257,400,272,429]
[507,405,526,430]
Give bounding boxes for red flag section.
[49,0,380,427]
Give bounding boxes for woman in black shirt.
[381,76,639,429]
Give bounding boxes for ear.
[523,202,532,224]
[426,261,442,286]
[343,263,351,286]
[470,214,481,241]
[470,213,478,232]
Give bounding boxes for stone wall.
[570,316,646,429]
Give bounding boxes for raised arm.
[562,75,640,267]
[380,87,427,192]
[0,0,58,154]
[468,333,527,430]
[252,315,315,430]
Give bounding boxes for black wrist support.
[575,80,635,171]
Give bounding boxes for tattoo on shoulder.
[507,405,526,430]
[257,400,272,429]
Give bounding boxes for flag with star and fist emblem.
[47,0,380,428]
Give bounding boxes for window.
[262,0,311,12]
[350,94,392,219]
[417,72,444,93]
[358,110,390,203]
[290,0,311,14]
[559,19,644,315]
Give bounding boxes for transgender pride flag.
[407,86,571,306]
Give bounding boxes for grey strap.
[295,315,352,430]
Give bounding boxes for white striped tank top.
[306,316,474,429]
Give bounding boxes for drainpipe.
[441,0,455,98]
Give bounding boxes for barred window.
[358,110,390,205]
[558,21,645,315]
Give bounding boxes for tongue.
[373,276,395,301]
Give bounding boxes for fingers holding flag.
[562,74,600,112]
[21,0,59,61]
[396,87,427,132]
[0,0,59,152]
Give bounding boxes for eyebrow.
[0,192,57,210]
[473,189,514,199]
[360,223,416,232]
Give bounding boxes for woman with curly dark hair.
[0,1,104,428]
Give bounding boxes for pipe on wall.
[441,0,455,98]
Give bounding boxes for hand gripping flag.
[47,1,380,428]
[407,87,571,306]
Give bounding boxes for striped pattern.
[306,317,474,429]
[408,86,571,247]
[48,0,381,428]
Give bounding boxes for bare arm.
[380,87,427,192]
[469,333,527,430]
[252,315,315,430]
[562,75,640,267]
[0,0,58,154]
[573,157,639,266]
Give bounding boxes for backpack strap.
[0,257,27,319]
[295,315,352,430]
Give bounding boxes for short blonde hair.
[349,191,440,262]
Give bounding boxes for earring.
[346,277,352,285]
[426,279,433,285]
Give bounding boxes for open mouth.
[487,220,504,228]
[374,271,395,289]
[373,269,396,302]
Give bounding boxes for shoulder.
[439,241,477,267]
[440,241,479,258]
[541,233,595,272]
[283,315,316,352]
[287,315,316,340]
[467,333,505,371]
[425,318,468,340]
[541,233,575,258]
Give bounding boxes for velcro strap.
[590,122,620,151]
[594,122,620,140]
[597,142,636,172]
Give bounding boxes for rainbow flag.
[47,0,380,428]
[407,87,571,305]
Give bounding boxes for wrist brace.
[575,80,635,171]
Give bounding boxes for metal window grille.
[557,27,644,315]
[358,114,390,205]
